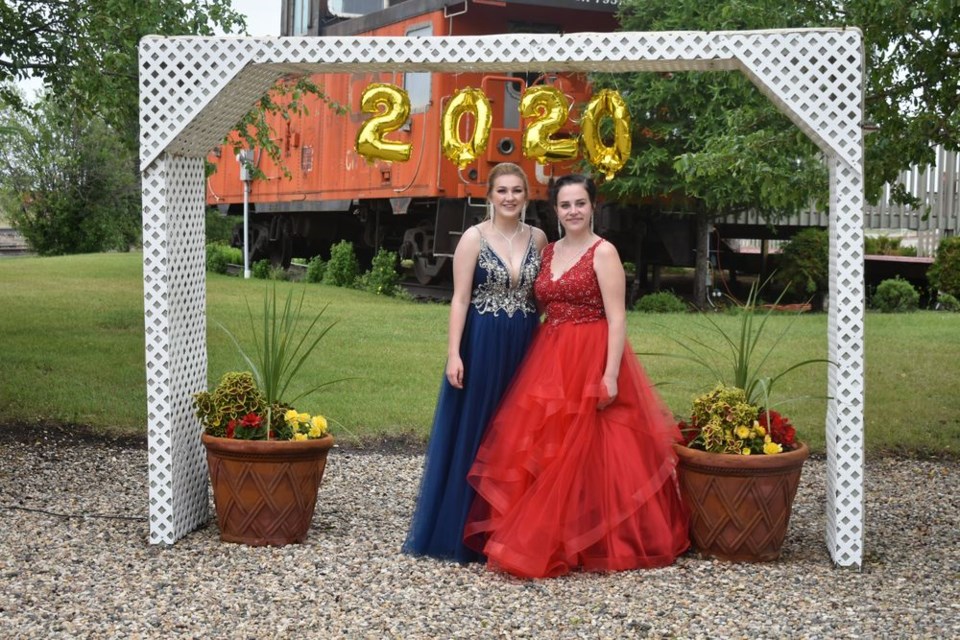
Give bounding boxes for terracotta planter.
[201,433,335,546]
[673,441,809,562]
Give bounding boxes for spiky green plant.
[643,277,832,407]
[219,284,348,437]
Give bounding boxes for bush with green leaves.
[205,208,235,245]
[324,240,359,287]
[205,242,242,274]
[362,248,401,296]
[252,259,272,279]
[774,228,829,305]
[871,277,919,313]
[927,236,960,297]
[935,292,960,312]
[634,291,688,313]
[305,255,327,283]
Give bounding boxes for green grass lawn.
[1,252,958,456]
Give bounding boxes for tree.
[0,99,140,255]
[600,0,828,307]
[0,0,247,151]
[842,1,960,203]
[606,0,959,307]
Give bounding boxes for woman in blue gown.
[403,163,547,562]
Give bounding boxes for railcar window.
[404,23,432,112]
[292,0,309,35]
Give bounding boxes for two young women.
[404,165,689,578]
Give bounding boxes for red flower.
[226,419,237,439]
[240,413,261,428]
[758,409,796,450]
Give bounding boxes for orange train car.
[206,0,620,282]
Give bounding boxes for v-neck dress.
[464,239,690,578]
[403,233,541,563]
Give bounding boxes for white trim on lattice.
[140,29,865,567]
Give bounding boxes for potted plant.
[650,278,829,561]
[674,384,809,562]
[193,285,344,546]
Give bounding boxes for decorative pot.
[673,441,809,562]
[201,433,335,546]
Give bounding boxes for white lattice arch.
[140,29,866,567]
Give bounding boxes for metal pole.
[243,179,251,279]
[239,149,254,279]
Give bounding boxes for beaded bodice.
[471,233,540,317]
[535,239,605,326]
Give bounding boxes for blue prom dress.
[403,232,541,562]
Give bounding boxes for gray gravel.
[1,428,957,639]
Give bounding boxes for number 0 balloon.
[440,87,492,168]
[580,89,631,181]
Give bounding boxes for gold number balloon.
[580,89,632,181]
[519,86,578,163]
[356,83,412,163]
[440,87,492,168]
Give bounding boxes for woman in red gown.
[464,174,689,579]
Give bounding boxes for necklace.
[553,235,595,275]
[491,221,525,266]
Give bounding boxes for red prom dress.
[464,239,689,579]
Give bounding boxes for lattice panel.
[140,29,865,567]
[143,155,210,544]
[825,157,866,567]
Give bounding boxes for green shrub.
[774,228,828,304]
[865,235,918,257]
[269,266,289,281]
[634,290,688,313]
[205,242,242,274]
[205,208,235,245]
[324,240,359,287]
[305,256,327,283]
[252,259,272,280]
[362,248,401,296]
[927,236,960,297]
[936,292,960,312]
[872,277,919,313]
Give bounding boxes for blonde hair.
[486,162,530,222]
[486,162,530,198]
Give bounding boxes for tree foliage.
[0,0,247,149]
[0,100,140,255]
[602,0,829,306]
[605,0,959,306]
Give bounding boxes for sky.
[232,0,282,36]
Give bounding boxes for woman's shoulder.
[593,237,619,259]
[530,226,549,250]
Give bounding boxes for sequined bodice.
[471,233,541,317]
[535,239,605,326]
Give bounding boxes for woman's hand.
[598,375,618,410]
[446,355,465,389]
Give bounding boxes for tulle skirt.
[465,319,689,578]
[403,306,539,562]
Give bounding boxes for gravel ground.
[1,425,958,639]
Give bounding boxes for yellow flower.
[309,415,328,438]
[735,425,752,439]
[292,432,308,441]
[756,424,766,437]
[284,409,300,425]
[764,441,783,455]
[298,412,310,424]
[741,447,752,455]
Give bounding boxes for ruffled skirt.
[465,319,689,578]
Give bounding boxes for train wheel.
[413,255,451,285]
